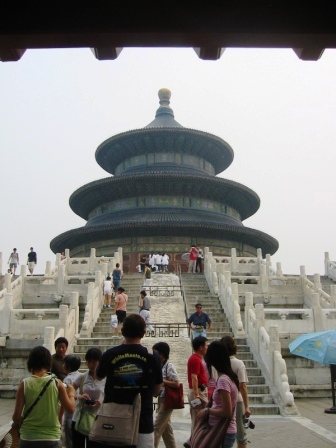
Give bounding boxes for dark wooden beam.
[1,1,336,61]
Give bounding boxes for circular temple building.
[50,88,278,272]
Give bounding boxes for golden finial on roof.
[158,88,171,107]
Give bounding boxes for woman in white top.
[161,253,169,272]
[102,276,113,309]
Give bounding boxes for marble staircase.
[73,272,280,415]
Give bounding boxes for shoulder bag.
[163,363,184,410]
[89,348,154,446]
[189,388,234,448]
[75,373,96,436]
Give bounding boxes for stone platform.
[1,397,336,447]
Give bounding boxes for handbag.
[89,393,141,446]
[110,314,118,329]
[75,408,96,436]
[74,372,96,436]
[163,363,184,410]
[189,387,234,448]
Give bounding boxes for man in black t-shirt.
[27,247,37,276]
[94,314,163,448]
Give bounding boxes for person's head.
[117,287,125,293]
[195,303,202,314]
[106,276,111,280]
[30,247,33,251]
[27,346,51,373]
[140,290,147,298]
[145,263,150,268]
[205,341,239,389]
[54,337,68,359]
[192,336,208,356]
[220,335,238,356]
[13,248,17,252]
[116,263,120,268]
[122,314,146,340]
[85,348,103,373]
[153,341,170,363]
[64,354,82,373]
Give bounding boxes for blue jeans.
[222,433,236,448]
[192,330,207,339]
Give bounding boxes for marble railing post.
[231,248,237,272]
[257,248,263,273]
[45,261,51,276]
[269,326,281,381]
[57,264,65,294]
[89,248,96,271]
[95,271,103,302]
[0,252,2,275]
[118,247,123,269]
[324,252,330,276]
[276,262,282,276]
[55,252,61,266]
[59,304,68,338]
[4,273,12,292]
[69,292,79,334]
[44,326,55,353]
[311,292,324,332]
[65,249,70,258]
[260,264,268,294]
[244,292,254,336]
[20,265,26,277]
[313,273,321,292]
[1,293,13,335]
[255,304,265,352]
[266,254,271,275]
[330,285,336,308]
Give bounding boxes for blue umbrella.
[289,330,336,414]
[288,329,336,365]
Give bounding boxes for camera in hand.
[243,418,255,429]
[85,399,96,405]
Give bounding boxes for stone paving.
[1,397,336,447]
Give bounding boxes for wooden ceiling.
[1,1,336,62]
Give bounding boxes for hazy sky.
[0,47,335,275]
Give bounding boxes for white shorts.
[143,279,152,286]
[28,262,35,270]
[104,289,112,296]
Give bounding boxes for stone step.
[247,384,270,394]
[247,376,266,385]
[249,404,279,415]
[248,394,274,404]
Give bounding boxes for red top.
[189,248,198,261]
[187,353,208,388]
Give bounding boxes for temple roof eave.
[50,222,279,256]
[69,173,260,221]
[95,127,234,175]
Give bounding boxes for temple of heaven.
[50,88,278,272]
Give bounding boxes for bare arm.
[164,379,179,388]
[12,381,24,428]
[198,389,233,420]
[191,373,199,398]
[239,382,251,417]
[58,381,76,414]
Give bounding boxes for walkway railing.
[145,322,189,337]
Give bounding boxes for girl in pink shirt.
[197,341,239,448]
